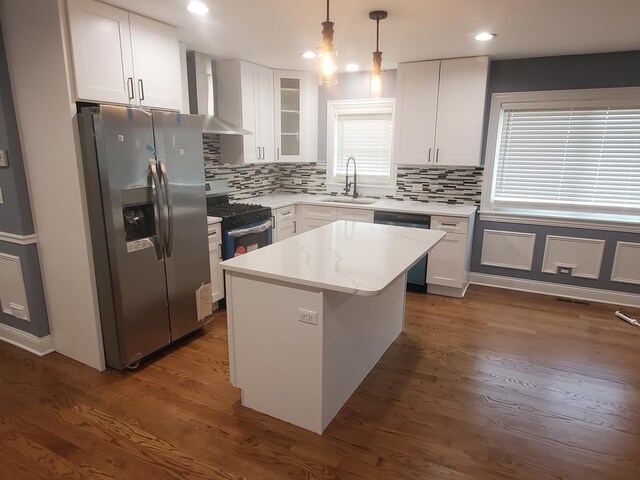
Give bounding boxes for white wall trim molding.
[0,231,37,245]
[470,272,640,308]
[478,212,640,234]
[0,323,53,356]
[480,230,536,271]
[610,242,640,286]
[541,235,605,280]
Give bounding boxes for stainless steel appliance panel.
[93,106,172,366]
[152,111,210,339]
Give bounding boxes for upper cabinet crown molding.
[66,0,182,111]
[393,56,489,167]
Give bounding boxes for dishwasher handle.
[373,211,431,226]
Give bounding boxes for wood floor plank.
[1,285,639,479]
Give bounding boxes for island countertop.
[221,221,445,296]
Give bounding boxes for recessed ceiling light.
[345,63,359,72]
[187,1,209,15]
[302,51,317,59]
[475,32,496,41]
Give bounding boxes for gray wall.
[0,24,49,337]
[472,51,640,294]
[0,25,33,235]
[318,69,397,163]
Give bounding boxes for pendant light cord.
[376,17,380,51]
[326,0,330,22]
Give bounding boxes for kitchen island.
[221,221,445,433]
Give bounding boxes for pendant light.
[318,0,337,85]
[369,10,387,98]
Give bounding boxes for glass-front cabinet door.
[274,70,317,163]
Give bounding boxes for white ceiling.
[107,0,640,71]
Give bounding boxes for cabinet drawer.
[336,208,374,223]
[299,205,337,221]
[431,216,468,234]
[275,205,296,222]
[207,223,222,238]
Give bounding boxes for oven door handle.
[227,219,272,238]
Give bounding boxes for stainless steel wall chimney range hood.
[186,51,251,135]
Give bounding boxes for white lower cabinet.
[208,223,224,304]
[297,205,374,234]
[427,233,467,287]
[336,208,374,223]
[272,206,297,242]
[427,215,475,297]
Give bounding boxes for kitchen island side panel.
[321,274,407,431]
[226,272,325,433]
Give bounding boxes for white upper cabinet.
[128,14,182,110]
[66,0,182,110]
[257,65,275,163]
[273,70,318,163]
[218,60,272,164]
[393,61,440,165]
[66,0,134,105]
[434,57,489,166]
[393,56,488,166]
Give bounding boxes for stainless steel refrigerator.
[78,105,210,370]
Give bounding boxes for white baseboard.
[0,323,53,356]
[470,273,640,308]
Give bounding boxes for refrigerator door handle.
[148,159,164,260]
[158,160,174,257]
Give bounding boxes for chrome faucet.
[344,156,359,198]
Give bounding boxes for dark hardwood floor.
[1,285,640,479]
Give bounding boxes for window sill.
[479,210,640,233]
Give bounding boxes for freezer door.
[92,105,172,367]
[152,111,211,339]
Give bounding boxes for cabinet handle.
[277,147,280,160]
[435,148,440,164]
[138,79,145,101]
[218,243,223,260]
[271,215,275,228]
[127,77,134,100]
[440,223,458,228]
[428,147,432,163]
[293,220,297,234]
[261,146,265,160]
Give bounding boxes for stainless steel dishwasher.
[373,211,430,293]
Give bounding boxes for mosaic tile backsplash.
[203,135,483,205]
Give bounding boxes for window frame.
[482,87,640,231]
[326,98,397,196]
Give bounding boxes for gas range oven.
[205,180,273,259]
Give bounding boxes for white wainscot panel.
[0,253,30,321]
[611,242,640,285]
[542,235,605,279]
[480,230,536,271]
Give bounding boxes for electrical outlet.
[411,184,422,193]
[298,308,318,325]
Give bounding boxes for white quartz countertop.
[235,194,477,218]
[207,216,222,225]
[221,221,446,296]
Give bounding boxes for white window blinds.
[333,109,393,186]
[493,106,640,215]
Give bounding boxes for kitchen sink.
[318,197,378,205]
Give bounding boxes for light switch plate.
[0,150,8,168]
